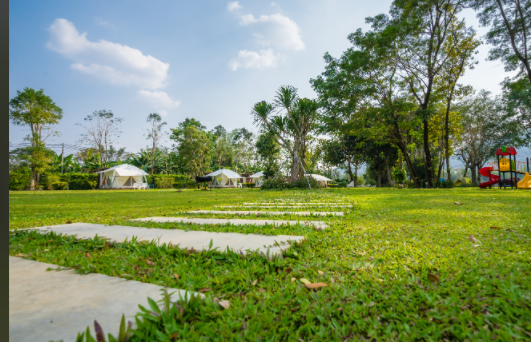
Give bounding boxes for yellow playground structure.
[482,146,530,189]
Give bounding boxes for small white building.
[206,169,242,188]
[249,171,264,186]
[97,164,149,189]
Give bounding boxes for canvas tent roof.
[250,171,264,178]
[307,174,333,181]
[205,169,241,178]
[97,164,149,176]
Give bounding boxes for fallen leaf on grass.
[43,249,49,252]
[299,278,311,285]
[291,277,296,282]
[65,221,73,224]
[427,273,440,283]
[490,226,502,230]
[14,253,26,257]
[217,300,230,309]
[453,202,463,205]
[85,252,91,259]
[145,260,156,266]
[368,302,375,307]
[174,274,180,280]
[198,288,211,293]
[259,288,265,293]
[284,267,293,274]
[469,235,478,243]
[304,283,328,289]
[318,270,324,275]
[169,332,179,340]
[252,279,257,286]
[506,229,516,232]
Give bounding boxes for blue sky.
[9,0,515,154]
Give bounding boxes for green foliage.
[9,170,31,190]
[433,179,455,188]
[241,182,256,188]
[46,175,61,190]
[67,173,99,190]
[171,126,212,176]
[392,167,406,184]
[260,175,321,190]
[51,182,67,190]
[154,177,174,189]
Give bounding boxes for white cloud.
[137,90,181,109]
[239,13,304,51]
[95,17,113,27]
[228,49,279,71]
[227,2,242,12]
[159,110,168,117]
[47,18,169,89]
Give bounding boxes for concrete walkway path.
[187,210,344,216]
[219,205,351,208]
[27,223,304,257]
[133,217,328,229]
[251,203,348,205]
[9,256,195,342]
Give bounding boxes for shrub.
[173,178,196,189]
[52,182,67,190]
[155,177,174,189]
[46,175,61,190]
[241,182,256,188]
[66,173,99,190]
[260,175,321,190]
[9,171,31,190]
[392,167,406,184]
[433,179,454,188]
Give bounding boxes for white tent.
[205,169,242,188]
[306,174,333,187]
[250,171,264,186]
[97,164,149,189]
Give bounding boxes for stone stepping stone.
[133,217,328,230]
[26,223,304,257]
[9,256,196,342]
[187,210,344,216]
[222,205,352,208]
[252,203,348,205]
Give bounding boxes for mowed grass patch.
[9,188,531,340]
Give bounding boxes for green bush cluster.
[433,179,455,188]
[51,182,67,190]
[9,171,31,190]
[260,175,321,190]
[241,182,256,188]
[155,177,174,189]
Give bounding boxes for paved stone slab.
[133,217,328,229]
[188,210,344,216]
[252,202,348,205]
[9,256,195,342]
[26,223,304,256]
[221,205,351,208]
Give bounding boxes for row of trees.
[250,0,530,187]
[10,0,530,189]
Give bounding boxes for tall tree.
[322,135,366,186]
[471,0,531,83]
[171,126,212,177]
[146,113,167,175]
[453,90,524,183]
[255,131,281,178]
[311,23,423,187]
[252,86,320,180]
[387,0,470,186]
[9,87,63,190]
[77,109,123,169]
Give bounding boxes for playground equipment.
[479,146,530,189]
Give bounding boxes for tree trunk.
[445,98,452,182]
[290,143,300,181]
[470,164,477,184]
[423,118,434,187]
[437,158,444,180]
[395,140,420,187]
[347,160,354,183]
[385,154,393,187]
[36,173,41,190]
[463,164,468,178]
[354,162,358,187]
[377,158,382,187]
[30,168,35,191]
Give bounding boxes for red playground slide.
[479,167,500,189]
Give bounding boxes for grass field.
[9,188,531,341]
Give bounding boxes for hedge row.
[9,172,195,190]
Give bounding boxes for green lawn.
[9,188,531,341]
